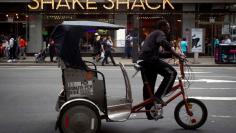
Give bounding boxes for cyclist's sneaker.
[147,116,154,120]
[146,112,154,120]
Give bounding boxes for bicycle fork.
[179,77,193,117]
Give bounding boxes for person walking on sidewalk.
[8,35,17,62]
[125,32,133,58]
[19,36,27,59]
[49,38,55,62]
[92,33,102,62]
[101,36,116,66]
[180,38,188,55]
[2,36,10,59]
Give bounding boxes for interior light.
[177,19,182,22]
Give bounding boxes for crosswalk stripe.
[211,115,233,118]
[190,88,235,90]
[177,79,236,83]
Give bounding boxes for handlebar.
[132,63,141,78]
[179,58,189,79]
[179,59,185,79]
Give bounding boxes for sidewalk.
[0,56,236,67]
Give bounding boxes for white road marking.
[186,79,236,83]
[190,88,235,90]
[189,96,236,101]
[177,71,211,74]
[175,79,236,83]
[193,76,235,78]
[211,115,232,118]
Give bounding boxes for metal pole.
[193,52,199,64]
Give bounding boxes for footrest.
[107,97,132,121]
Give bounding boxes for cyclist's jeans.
[140,59,177,115]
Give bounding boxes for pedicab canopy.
[50,21,125,70]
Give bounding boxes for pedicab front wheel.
[174,98,208,130]
[58,103,101,133]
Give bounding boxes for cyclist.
[138,20,185,120]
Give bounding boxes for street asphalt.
[0,66,236,133]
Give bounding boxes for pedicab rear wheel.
[58,103,101,133]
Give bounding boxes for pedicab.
[52,21,208,133]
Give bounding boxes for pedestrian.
[19,36,27,59]
[101,36,116,66]
[15,36,21,59]
[125,32,133,58]
[0,33,3,57]
[42,28,49,49]
[212,36,220,56]
[2,36,10,59]
[172,38,182,65]
[8,34,17,62]
[0,33,4,51]
[213,36,220,47]
[138,20,185,120]
[92,33,102,62]
[180,38,188,55]
[222,35,231,44]
[49,38,55,62]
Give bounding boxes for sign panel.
[191,28,204,53]
[222,24,230,35]
[116,29,126,47]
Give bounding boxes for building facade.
[0,0,236,56]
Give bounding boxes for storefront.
[0,0,236,57]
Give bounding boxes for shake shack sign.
[28,0,175,10]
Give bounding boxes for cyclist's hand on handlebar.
[179,53,187,62]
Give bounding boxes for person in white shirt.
[222,35,231,44]
[8,35,16,62]
[125,33,133,58]
[101,36,116,66]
